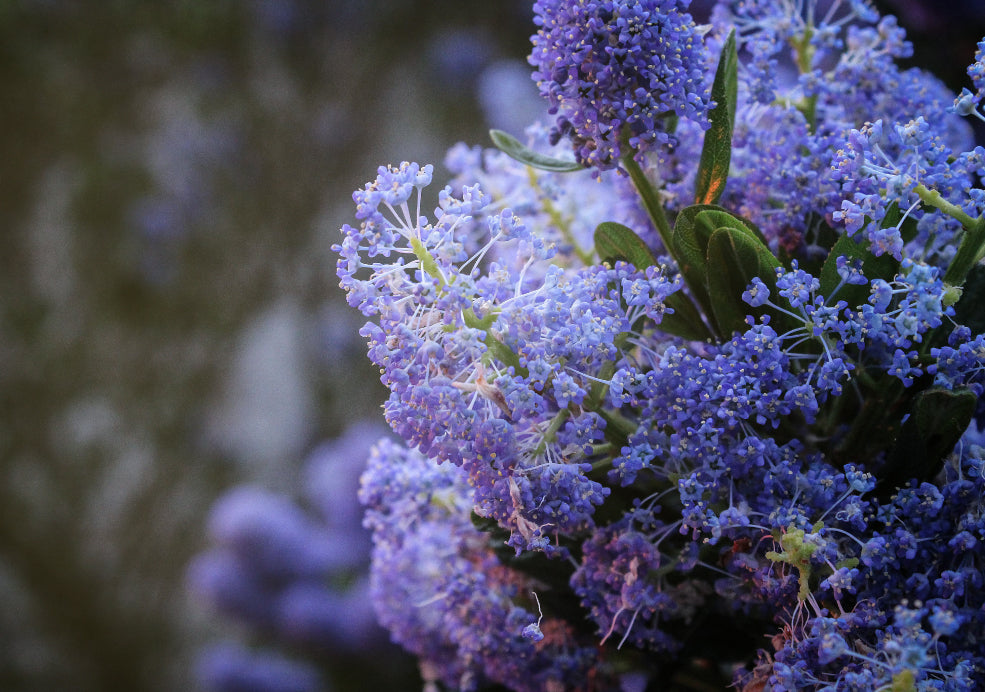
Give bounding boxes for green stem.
[526,167,595,266]
[534,408,572,456]
[590,444,615,461]
[913,184,985,285]
[914,183,979,230]
[790,27,818,132]
[598,407,639,439]
[410,236,444,285]
[621,154,673,251]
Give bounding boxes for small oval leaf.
[489,129,583,172]
[881,387,978,490]
[694,208,767,246]
[671,204,768,324]
[706,227,784,338]
[594,221,658,269]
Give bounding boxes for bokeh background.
[0,1,981,691]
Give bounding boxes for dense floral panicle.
[335,162,489,319]
[332,4,985,690]
[740,260,955,396]
[710,0,884,105]
[360,439,613,691]
[697,0,975,260]
[572,517,707,652]
[742,446,985,691]
[832,116,978,265]
[931,329,985,393]
[445,122,659,264]
[338,162,696,555]
[529,0,711,169]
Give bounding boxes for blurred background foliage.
[0,1,536,690]
[0,1,980,691]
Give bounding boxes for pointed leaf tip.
[694,30,738,205]
[489,129,583,173]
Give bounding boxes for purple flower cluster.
[699,1,974,260]
[953,39,985,123]
[710,0,884,105]
[188,424,386,692]
[529,0,712,169]
[335,160,696,557]
[743,449,985,691]
[330,1,985,690]
[444,122,660,263]
[834,116,981,265]
[360,438,612,691]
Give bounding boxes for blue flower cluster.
[360,438,610,691]
[335,1,985,690]
[529,0,712,169]
[188,424,386,692]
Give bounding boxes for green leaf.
[489,129,583,172]
[597,232,711,341]
[670,204,770,332]
[594,221,712,340]
[694,208,767,246]
[705,226,783,337]
[669,204,721,313]
[819,210,903,309]
[659,291,716,341]
[952,262,985,335]
[694,29,737,205]
[594,221,658,269]
[881,387,978,490]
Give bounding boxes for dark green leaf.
[489,129,583,172]
[819,216,901,309]
[669,204,721,314]
[694,208,767,246]
[659,291,716,341]
[694,30,737,205]
[881,387,977,489]
[595,222,712,340]
[671,204,772,335]
[671,205,765,278]
[952,262,985,335]
[594,221,658,269]
[705,227,783,337]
